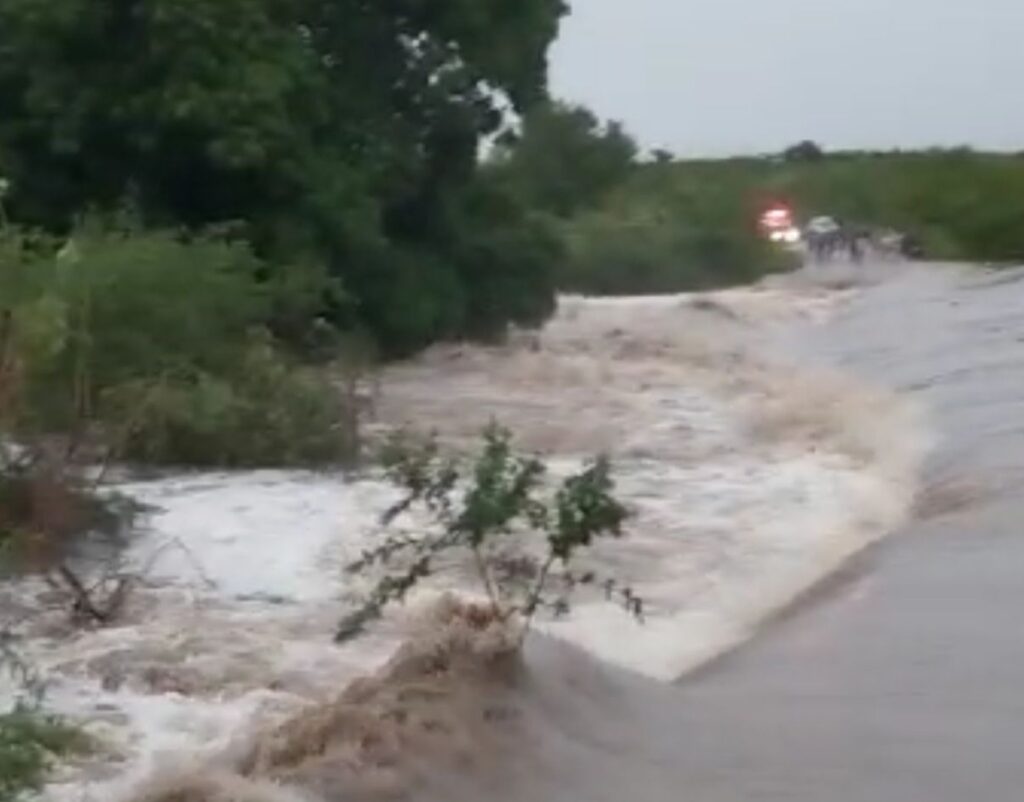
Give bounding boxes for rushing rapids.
[2,266,931,801]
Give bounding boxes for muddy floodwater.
[4,261,1022,801]
[666,262,1024,801]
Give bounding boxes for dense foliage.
[0,223,356,467]
[0,0,568,355]
[490,101,638,217]
[484,102,792,295]
[483,103,792,295]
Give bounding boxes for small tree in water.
[337,424,642,645]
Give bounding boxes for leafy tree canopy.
[492,101,638,217]
[0,0,569,354]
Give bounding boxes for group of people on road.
[805,219,868,264]
[803,216,922,265]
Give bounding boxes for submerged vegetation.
[338,425,641,646]
[0,641,88,802]
[0,706,86,802]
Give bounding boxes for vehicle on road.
[805,215,840,237]
[759,205,801,245]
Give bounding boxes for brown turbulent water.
[14,261,1022,801]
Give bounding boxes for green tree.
[493,101,638,217]
[0,0,569,355]
[783,140,825,163]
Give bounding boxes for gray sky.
[550,0,1024,156]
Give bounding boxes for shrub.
[0,642,88,802]
[0,707,85,802]
[113,339,358,467]
[1,222,359,467]
[337,425,642,646]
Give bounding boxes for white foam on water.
[5,473,406,801]
[0,282,931,799]
[378,286,929,679]
[111,472,391,602]
[540,449,917,680]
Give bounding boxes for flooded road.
[7,260,1022,801]
[405,261,1024,802]
[668,262,1024,800]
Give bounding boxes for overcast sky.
[550,0,1024,157]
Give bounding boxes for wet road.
[672,263,1024,800]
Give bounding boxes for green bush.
[1,223,358,468]
[0,643,88,802]
[337,425,641,645]
[8,224,267,431]
[0,707,85,802]
[113,340,357,467]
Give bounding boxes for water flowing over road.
[6,260,1024,801]
[665,262,1024,801]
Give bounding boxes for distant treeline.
[667,146,1024,264]
[513,135,1024,296]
